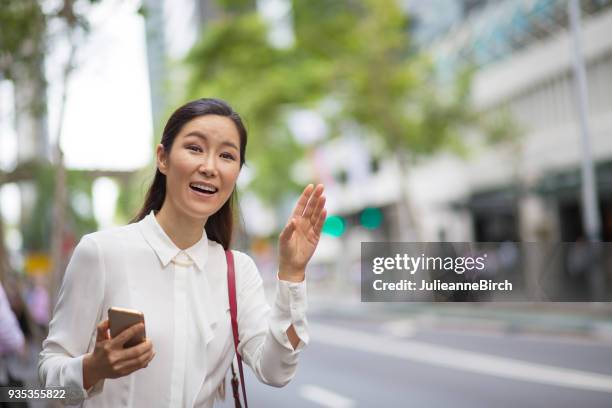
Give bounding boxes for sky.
[0,0,297,235]
[1,0,151,233]
[0,0,299,173]
[48,0,152,171]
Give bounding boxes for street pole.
[143,0,167,139]
[568,0,601,242]
[568,0,605,301]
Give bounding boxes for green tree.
[0,0,103,289]
[184,0,514,237]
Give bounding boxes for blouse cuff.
[271,275,310,351]
[65,355,105,404]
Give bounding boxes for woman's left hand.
[278,184,327,282]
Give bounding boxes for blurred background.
[1,0,612,406]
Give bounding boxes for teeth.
[191,183,217,193]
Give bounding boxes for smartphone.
[108,307,146,348]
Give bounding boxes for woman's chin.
[181,202,217,220]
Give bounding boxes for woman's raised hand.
[82,319,155,389]
[278,184,327,282]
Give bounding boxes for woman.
[38,98,326,407]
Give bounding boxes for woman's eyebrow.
[185,131,239,151]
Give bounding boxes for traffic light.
[322,215,346,237]
[322,208,382,237]
[360,207,383,229]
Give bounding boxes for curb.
[308,294,612,342]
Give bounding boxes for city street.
[3,1,612,407]
[217,313,612,408]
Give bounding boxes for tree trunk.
[49,39,75,303]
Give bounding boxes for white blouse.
[38,211,309,407]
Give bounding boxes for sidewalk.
[5,338,49,408]
[306,288,612,343]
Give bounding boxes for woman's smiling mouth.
[189,182,219,197]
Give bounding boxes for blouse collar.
[138,210,209,272]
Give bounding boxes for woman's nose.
[198,156,218,177]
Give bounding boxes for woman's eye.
[221,153,235,160]
[187,145,202,152]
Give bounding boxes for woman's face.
[156,114,242,222]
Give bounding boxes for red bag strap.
[225,249,249,408]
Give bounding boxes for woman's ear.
[156,144,168,175]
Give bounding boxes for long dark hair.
[132,98,247,249]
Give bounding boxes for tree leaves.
[184,0,513,207]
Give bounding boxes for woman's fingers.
[96,320,110,342]
[291,184,314,219]
[314,208,327,236]
[279,217,296,242]
[120,339,153,361]
[113,348,156,375]
[302,184,324,219]
[106,339,154,377]
[310,195,326,225]
[281,184,325,242]
[112,323,145,348]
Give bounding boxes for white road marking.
[299,384,356,408]
[380,319,417,338]
[311,323,612,393]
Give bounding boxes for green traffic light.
[322,215,346,237]
[360,207,383,229]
